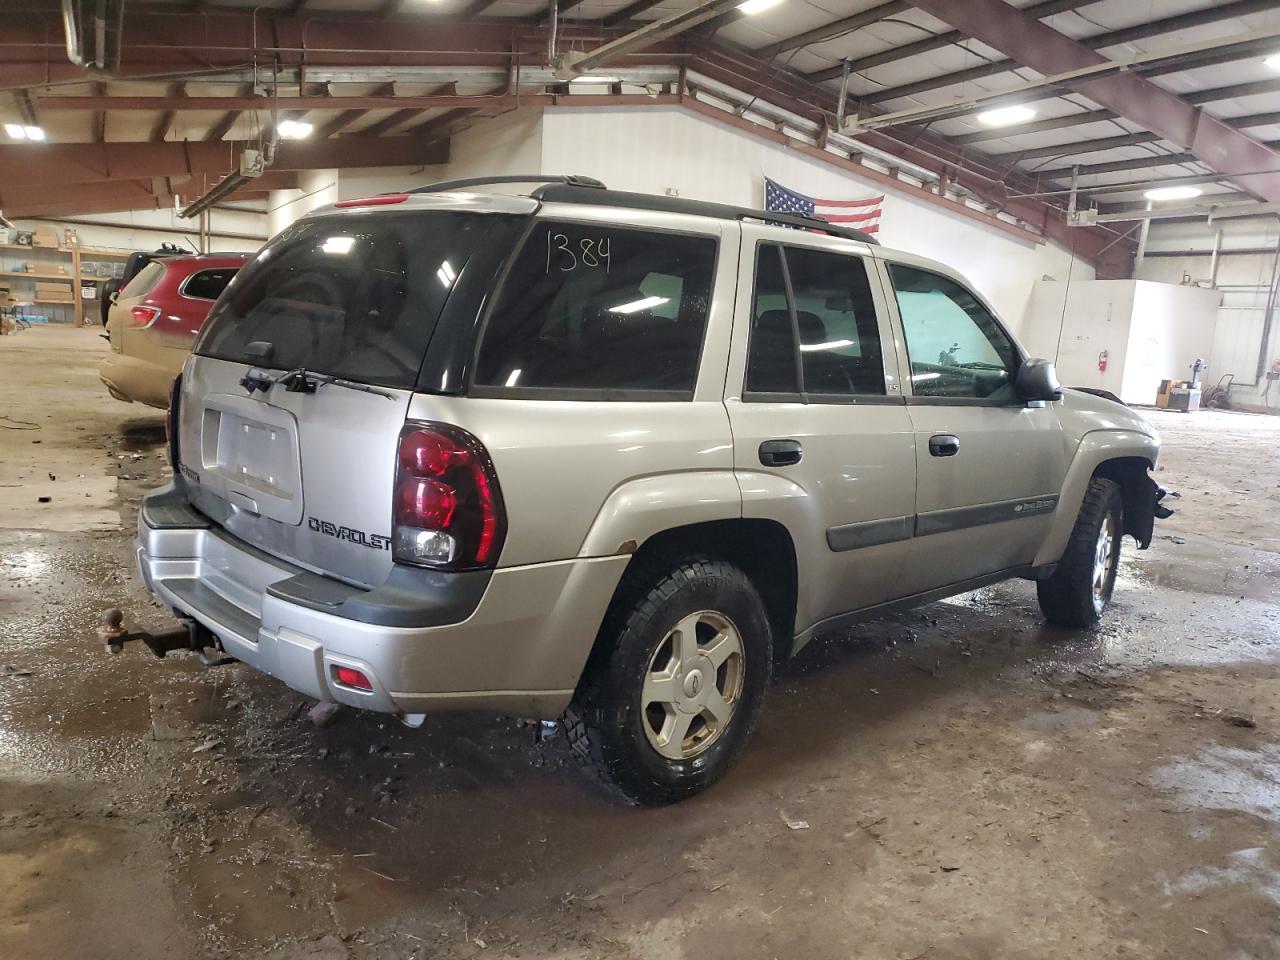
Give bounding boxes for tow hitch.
[97,609,234,666]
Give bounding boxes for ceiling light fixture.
[24,126,45,141]
[975,105,1037,127]
[1265,53,1280,71]
[277,119,313,140]
[737,0,783,14]
[570,75,622,84]
[1144,185,1204,202]
[4,123,25,139]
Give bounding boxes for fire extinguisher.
[1098,350,1109,373]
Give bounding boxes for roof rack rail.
[407,174,607,195]
[531,184,879,246]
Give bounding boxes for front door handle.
[928,434,960,457]
[759,439,803,467]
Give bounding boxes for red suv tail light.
[392,422,506,570]
[130,304,162,328]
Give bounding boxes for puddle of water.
[1165,847,1280,907]
[1150,743,1280,821]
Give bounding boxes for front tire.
[1037,477,1123,628]
[565,557,773,805]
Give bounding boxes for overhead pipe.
[567,0,744,76]
[61,0,87,68]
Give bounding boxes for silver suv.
[117,175,1169,804]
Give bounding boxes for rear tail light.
[392,422,506,570]
[129,304,162,328]
[165,374,181,469]
[332,665,373,691]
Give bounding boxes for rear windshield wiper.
[240,367,397,400]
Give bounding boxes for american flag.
[764,177,883,235]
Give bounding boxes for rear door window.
[472,221,717,398]
[181,267,239,301]
[195,211,508,389]
[745,244,886,399]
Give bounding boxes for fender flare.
[1033,429,1159,567]
[577,470,743,558]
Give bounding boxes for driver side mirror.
[1016,357,1062,402]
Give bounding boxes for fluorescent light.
[1266,53,1280,71]
[570,75,622,84]
[24,126,45,141]
[505,368,522,387]
[976,105,1036,127]
[737,0,782,13]
[609,295,668,314]
[799,338,854,353]
[321,236,355,254]
[4,123,25,140]
[1144,185,1203,202]
[436,260,457,287]
[278,119,313,140]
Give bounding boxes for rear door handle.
[928,434,960,457]
[759,439,803,467]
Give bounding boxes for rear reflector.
[333,666,373,691]
[334,194,409,208]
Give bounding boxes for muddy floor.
[2,326,1280,959]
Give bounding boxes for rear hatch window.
[195,212,505,389]
[120,260,165,299]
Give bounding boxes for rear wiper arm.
[276,368,398,401]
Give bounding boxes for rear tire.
[1037,477,1123,628]
[565,557,772,805]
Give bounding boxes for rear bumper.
[135,484,628,718]
[101,353,173,409]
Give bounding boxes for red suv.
[101,253,252,408]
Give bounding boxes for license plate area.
[198,393,303,525]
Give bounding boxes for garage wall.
[1137,218,1280,411]
[9,205,268,254]
[537,106,1096,334]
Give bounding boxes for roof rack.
[407,174,607,195]
[532,183,880,246]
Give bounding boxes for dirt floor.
[3,325,1280,960]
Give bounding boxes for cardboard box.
[32,225,59,248]
[1154,379,1184,408]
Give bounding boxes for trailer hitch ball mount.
[97,609,233,666]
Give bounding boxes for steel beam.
[571,0,743,74]
[794,0,1088,72]
[602,0,668,27]
[825,0,1280,91]
[0,137,451,189]
[757,1,906,59]
[899,0,1280,201]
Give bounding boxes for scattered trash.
[1160,535,1187,545]
[370,816,398,832]
[1225,713,1257,729]
[192,738,223,754]
[940,865,961,872]
[37,496,50,503]
[307,701,345,728]
[0,664,32,678]
[47,472,55,481]
[784,817,810,830]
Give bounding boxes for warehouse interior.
[1,1,1279,957]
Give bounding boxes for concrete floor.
[2,325,1280,960]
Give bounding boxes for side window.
[745,244,886,399]
[182,267,239,301]
[889,263,1019,401]
[473,221,716,397]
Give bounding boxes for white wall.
[1123,282,1220,404]
[1138,218,1280,411]
[1022,279,1136,396]
[268,169,338,237]
[537,106,1095,333]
